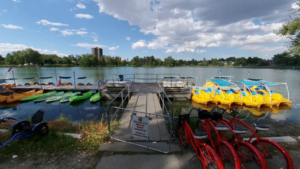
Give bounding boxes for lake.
[0,66,299,126]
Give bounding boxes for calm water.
[0,66,299,125]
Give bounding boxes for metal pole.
[37,66,42,89]
[54,67,58,85]
[12,70,16,86]
[74,72,76,91]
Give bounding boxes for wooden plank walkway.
[10,85,106,91]
[113,93,170,141]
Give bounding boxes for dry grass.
[77,116,119,146]
[48,114,76,132]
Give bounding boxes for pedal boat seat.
[233,126,247,134]
[215,123,230,131]
[194,129,208,139]
[254,123,269,131]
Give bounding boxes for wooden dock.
[113,93,170,141]
[10,85,106,91]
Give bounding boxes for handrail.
[108,106,172,154]
[106,82,132,127]
[157,82,174,138]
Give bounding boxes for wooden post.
[74,72,76,91]
[12,71,16,86]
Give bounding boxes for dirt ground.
[0,152,102,169]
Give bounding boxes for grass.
[0,114,119,161]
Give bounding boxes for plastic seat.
[254,123,269,131]
[194,129,208,139]
[233,126,247,134]
[215,123,230,131]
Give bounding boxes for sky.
[0,0,298,61]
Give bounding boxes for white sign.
[132,115,149,140]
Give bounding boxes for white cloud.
[75,14,93,19]
[36,20,69,26]
[291,2,300,10]
[76,3,86,9]
[49,27,89,36]
[12,0,21,2]
[196,50,206,54]
[76,31,88,35]
[61,30,74,36]
[50,27,59,31]
[1,24,23,30]
[92,0,293,56]
[109,46,119,50]
[75,43,107,49]
[91,33,98,42]
[126,37,130,40]
[0,43,67,57]
[241,45,287,54]
[132,40,147,49]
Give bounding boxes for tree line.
[1,48,300,67]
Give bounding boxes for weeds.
[0,114,120,158]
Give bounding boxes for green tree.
[164,56,175,67]
[279,2,300,54]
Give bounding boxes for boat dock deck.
[10,85,106,91]
[10,83,191,100]
[113,93,170,141]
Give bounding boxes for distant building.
[92,47,103,60]
[75,54,81,59]
[68,54,74,58]
[116,56,121,61]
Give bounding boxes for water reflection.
[0,99,113,124]
[169,100,293,125]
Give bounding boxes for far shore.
[0,65,299,70]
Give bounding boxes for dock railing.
[105,81,174,153]
[111,73,181,83]
[157,82,174,138]
[106,82,132,122]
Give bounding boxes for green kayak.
[20,91,57,101]
[90,92,101,102]
[69,90,93,102]
[46,92,74,103]
[34,92,64,103]
[60,92,81,103]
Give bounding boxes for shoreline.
[0,65,299,70]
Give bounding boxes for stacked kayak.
[20,91,57,101]
[5,90,44,103]
[0,89,36,102]
[34,92,64,103]
[60,92,81,103]
[90,92,101,102]
[69,90,93,102]
[46,92,80,103]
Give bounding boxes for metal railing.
[105,82,132,124]
[108,106,172,154]
[157,82,174,138]
[105,81,174,153]
[110,73,181,83]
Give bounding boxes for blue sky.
[0,0,297,60]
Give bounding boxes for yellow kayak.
[0,90,36,102]
[5,90,44,103]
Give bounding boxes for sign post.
[132,115,149,140]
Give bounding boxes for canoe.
[6,90,44,103]
[46,92,74,103]
[34,92,64,103]
[20,91,57,101]
[0,89,36,102]
[69,90,93,102]
[90,92,101,102]
[60,92,81,103]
